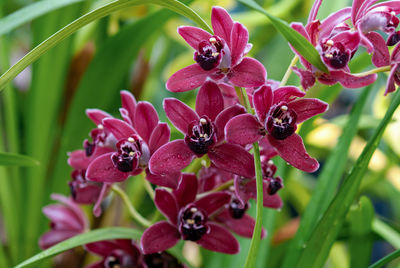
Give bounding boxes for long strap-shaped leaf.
[238,0,328,73]
[15,228,142,268]
[296,88,400,268]
[282,86,372,268]
[0,0,85,36]
[0,0,211,92]
[0,152,39,166]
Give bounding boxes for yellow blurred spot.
[387,166,400,190]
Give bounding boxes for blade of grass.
[372,218,400,249]
[23,3,85,260]
[15,227,142,268]
[282,85,372,268]
[295,88,400,267]
[369,248,400,268]
[0,0,86,36]
[0,0,211,92]
[238,0,328,73]
[0,152,39,166]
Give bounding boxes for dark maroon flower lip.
[178,204,209,241]
[266,102,298,140]
[184,116,217,155]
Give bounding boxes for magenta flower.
[140,173,239,254]
[351,0,400,52]
[225,85,328,172]
[149,81,255,178]
[166,6,266,92]
[197,165,232,193]
[39,194,88,249]
[86,93,171,184]
[290,0,377,89]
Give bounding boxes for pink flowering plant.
[1,0,400,267]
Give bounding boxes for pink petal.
[216,209,266,238]
[273,85,305,103]
[43,205,83,231]
[86,153,129,182]
[195,81,224,121]
[195,192,231,215]
[119,108,132,125]
[209,143,255,178]
[391,42,400,63]
[166,64,211,92]
[318,71,377,88]
[308,0,322,23]
[197,223,239,254]
[214,104,246,142]
[370,1,400,14]
[385,65,398,95]
[229,57,266,88]
[288,98,328,123]
[120,90,137,125]
[173,173,198,208]
[92,183,111,217]
[102,118,136,141]
[178,26,212,50]
[39,230,79,249]
[67,150,88,170]
[141,221,181,254]
[253,86,273,122]
[211,6,234,47]
[319,7,351,39]
[268,133,319,172]
[331,30,360,52]
[149,140,196,175]
[292,67,316,90]
[225,114,264,146]
[230,22,249,66]
[155,189,179,225]
[50,194,87,228]
[163,98,199,134]
[146,170,180,189]
[135,101,159,143]
[148,123,171,155]
[86,109,112,126]
[85,240,121,256]
[365,32,390,67]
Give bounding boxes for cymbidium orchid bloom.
[85,91,174,187]
[291,0,377,90]
[225,85,328,172]
[149,81,255,178]
[351,0,400,52]
[39,194,88,249]
[141,174,239,254]
[166,6,266,92]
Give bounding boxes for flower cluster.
[38,1,399,264]
[291,0,400,94]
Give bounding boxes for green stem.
[372,218,400,249]
[141,173,155,200]
[111,184,151,228]
[0,0,211,91]
[234,87,264,268]
[352,65,391,77]
[280,55,298,86]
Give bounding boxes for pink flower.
[225,85,328,172]
[351,0,400,52]
[39,194,88,249]
[140,174,239,255]
[166,6,266,92]
[290,0,377,89]
[149,81,255,178]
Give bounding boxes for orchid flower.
[166,7,266,92]
[141,173,239,254]
[39,194,88,249]
[225,85,328,172]
[149,81,255,178]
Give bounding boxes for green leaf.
[15,227,142,268]
[0,0,85,36]
[0,0,210,92]
[295,88,400,268]
[0,152,39,167]
[238,0,328,73]
[283,85,372,268]
[372,218,400,249]
[369,248,400,268]
[348,196,374,268]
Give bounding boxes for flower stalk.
[352,65,391,77]
[111,184,151,228]
[280,55,299,86]
[235,87,264,268]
